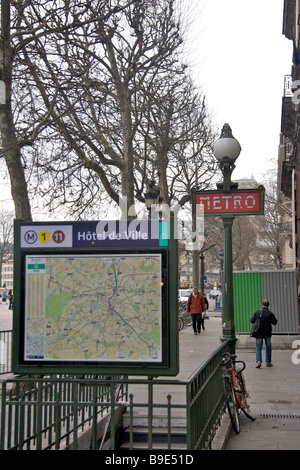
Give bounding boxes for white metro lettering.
[245,195,255,208]
[197,192,259,213]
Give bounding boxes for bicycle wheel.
[236,372,256,421]
[183,311,193,327]
[223,376,240,433]
[178,316,184,331]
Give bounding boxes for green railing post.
[129,393,134,450]
[18,389,25,450]
[72,381,78,450]
[90,392,97,450]
[148,378,153,450]
[0,381,6,449]
[110,382,116,450]
[54,388,61,450]
[186,383,191,450]
[167,395,172,449]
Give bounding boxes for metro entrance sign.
[193,186,265,216]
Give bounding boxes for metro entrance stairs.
[117,315,224,450]
[120,414,187,451]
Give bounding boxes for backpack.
[250,310,262,338]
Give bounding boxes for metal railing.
[0,340,229,450]
[0,374,128,450]
[0,330,12,375]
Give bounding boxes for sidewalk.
[1,301,300,450]
[224,348,300,450]
[0,301,13,331]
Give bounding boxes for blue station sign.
[20,220,169,248]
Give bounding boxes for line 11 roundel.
[52,230,65,243]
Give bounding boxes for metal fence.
[0,340,229,451]
[0,374,128,450]
[233,270,299,334]
[0,330,12,375]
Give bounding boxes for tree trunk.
[0,114,32,220]
[0,0,32,221]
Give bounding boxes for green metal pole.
[186,384,192,450]
[148,378,153,450]
[221,214,236,353]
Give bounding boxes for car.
[209,289,221,300]
[178,289,193,303]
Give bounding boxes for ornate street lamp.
[214,123,241,191]
[144,180,161,213]
[213,124,241,351]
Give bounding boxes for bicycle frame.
[178,316,184,331]
[224,356,248,409]
[222,352,256,433]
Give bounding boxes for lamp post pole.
[213,124,241,353]
[221,214,235,347]
[219,251,224,287]
[200,250,204,293]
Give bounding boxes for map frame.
[23,252,165,365]
[12,220,179,376]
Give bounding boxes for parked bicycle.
[178,311,192,330]
[222,352,256,433]
[178,315,184,331]
[178,301,193,327]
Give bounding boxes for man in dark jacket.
[250,299,278,368]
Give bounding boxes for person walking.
[186,287,206,335]
[8,289,13,309]
[201,293,209,331]
[250,299,278,368]
[2,289,7,304]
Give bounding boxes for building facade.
[280,0,300,278]
[1,259,13,290]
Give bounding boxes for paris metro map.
[24,254,162,363]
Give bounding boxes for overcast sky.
[184,0,293,183]
[0,1,294,213]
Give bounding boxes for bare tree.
[0,0,217,221]
[0,1,32,220]
[140,75,218,206]
[256,179,292,268]
[232,216,258,270]
[6,1,189,216]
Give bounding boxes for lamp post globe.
[214,124,241,192]
[213,123,241,164]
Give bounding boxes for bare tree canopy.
[1,0,217,220]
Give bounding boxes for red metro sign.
[194,186,265,216]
